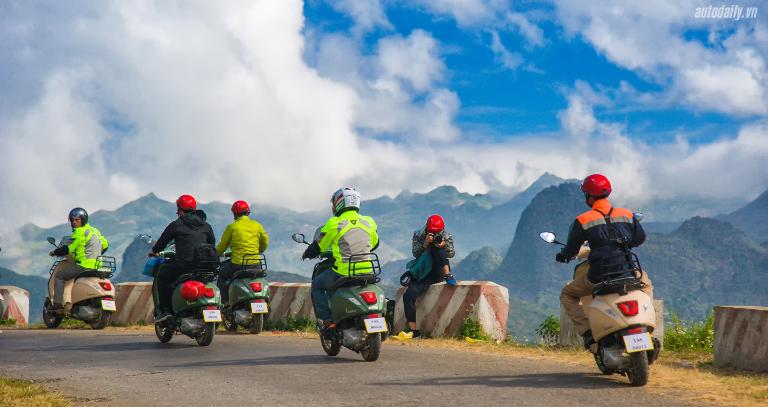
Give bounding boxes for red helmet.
[581,174,612,198]
[426,214,445,234]
[231,200,250,216]
[176,194,197,211]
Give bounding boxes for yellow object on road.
[391,331,413,340]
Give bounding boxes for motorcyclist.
[216,200,269,303]
[301,187,379,332]
[557,174,654,348]
[401,214,457,338]
[48,208,109,309]
[149,194,216,322]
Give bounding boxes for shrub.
[266,316,315,332]
[459,317,488,340]
[664,312,714,352]
[0,318,17,327]
[535,315,560,346]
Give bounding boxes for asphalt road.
[0,329,692,406]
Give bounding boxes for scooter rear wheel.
[89,310,111,330]
[43,303,63,329]
[249,314,264,334]
[196,322,216,346]
[627,351,650,386]
[155,321,173,343]
[360,333,381,362]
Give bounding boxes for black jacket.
[561,199,645,283]
[152,210,216,264]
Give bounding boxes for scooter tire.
[249,314,264,334]
[320,333,341,356]
[594,353,612,375]
[155,321,173,343]
[223,311,238,332]
[360,333,381,362]
[196,322,216,346]
[43,304,63,329]
[627,351,650,386]
[89,310,111,330]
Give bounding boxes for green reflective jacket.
[68,224,109,269]
[316,210,378,276]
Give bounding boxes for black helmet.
[68,207,88,225]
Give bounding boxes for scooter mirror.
[46,236,57,246]
[138,234,153,244]
[539,232,556,244]
[634,212,644,223]
[291,233,306,244]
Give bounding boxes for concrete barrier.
[111,282,154,326]
[268,283,314,322]
[392,281,509,341]
[0,286,30,325]
[560,299,664,347]
[714,306,768,372]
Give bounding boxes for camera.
[433,235,444,245]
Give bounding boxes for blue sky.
[303,0,754,145]
[0,1,766,232]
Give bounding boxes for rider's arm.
[629,216,646,248]
[151,223,176,254]
[205,224,216,245]
[216,224,232,256]
[51,245,70,256]
[259,225,269,253]
[561,220,586,259]
[442,232,456,258]
[302,241,321,259]
[412,230,425,258]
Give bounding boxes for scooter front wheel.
[155,321,173,343]
[320,332,341,356]
[42,303,63,329]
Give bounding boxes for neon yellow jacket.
[216,215,269,265]
[316,210,378,276]
[69,224,108,269]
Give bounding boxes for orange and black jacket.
[561,198,645,282]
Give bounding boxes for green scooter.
[220,253,270,334]
[141,236,222,346]
[292,233,387,362]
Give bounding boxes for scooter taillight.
[204,287,215,298]
[617,300,639,316]
[180,281,205,301]
[99,282,112,291]
[359,292,377,304]
[249,282,263,292]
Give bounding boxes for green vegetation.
[0,377,69,407]
[458,317,487,340]
[534,315,560,346]
[0,318,17,327]
[266,316,315,332]
[664,313,714,352]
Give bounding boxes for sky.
[0,0,767,234]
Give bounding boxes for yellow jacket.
[216,216,269,264]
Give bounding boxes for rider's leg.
[53,262,85,305]
[217,260,236,304]
[156,264,184,315]
[403,282,430,335]
[560,272,594,336]
[310,269,340,322]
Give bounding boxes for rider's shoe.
[154,310,173,323]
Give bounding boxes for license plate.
[363,317,387,334]
[250,301,268,314]
[101,299,117,311]
[623,332,654,353]
[202,309,222,322]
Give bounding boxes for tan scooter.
[540,230,660,386]
[43,236,117,329]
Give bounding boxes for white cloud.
[490,31,523,70]
[506,12,545,48]
[412,0,507,27]
[330,0,392,35]
[553,0,768,116]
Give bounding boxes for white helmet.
[330,187,361,216]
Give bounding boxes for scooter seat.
[332,275,380,290]
[75,269,113,279]
[592,277,645,296]
[232,268,267,280]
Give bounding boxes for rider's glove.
[555,251,568,263]
[444,274,457,286]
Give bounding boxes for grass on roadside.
[0,377,69,407]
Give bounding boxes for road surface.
[0,329,692,406]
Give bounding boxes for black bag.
[193,243,219,265]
